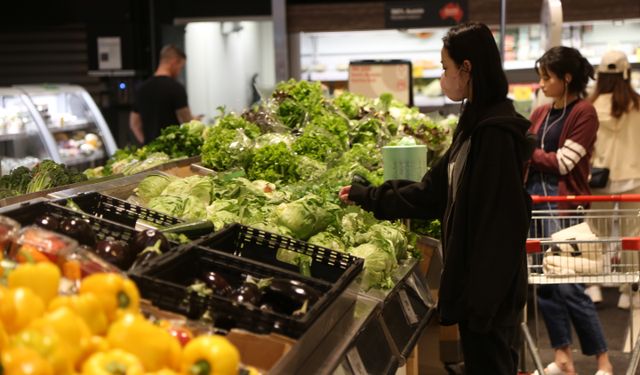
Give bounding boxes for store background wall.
[185,21,275,118]
[287,0,640,32]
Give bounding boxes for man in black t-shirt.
[130,45,197,145]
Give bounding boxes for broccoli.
[0,166,31,194]
[23,160,85,194]
[26,160,69,193]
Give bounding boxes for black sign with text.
[384,0,467,28]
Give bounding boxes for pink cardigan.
[529,99,599,208]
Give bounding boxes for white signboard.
[97,37,122,70]
[348,61,412,106]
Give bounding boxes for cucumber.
[160,219,214,238]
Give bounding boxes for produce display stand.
[361,259,437,361]
[272,292,399,375]
[36,167,437,374]
[0,172,123,208]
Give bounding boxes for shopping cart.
[521,194,640,375]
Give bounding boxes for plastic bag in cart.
[542,222,604,275]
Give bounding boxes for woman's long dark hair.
[589,72,640,119]
[535,46,594,98]
[443,22,508,140]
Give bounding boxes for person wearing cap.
[588,50,640,309]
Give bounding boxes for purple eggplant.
[130,230,169,256]
[59,218,96,247]
[230,282,262,306]
[34,214,60,231]
[200,271,233,297]
[129,239,166,271]
[262,278,320,315]
[94,239,133,269]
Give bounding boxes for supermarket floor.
[409,286,640,375]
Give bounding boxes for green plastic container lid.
[382,145,428,182]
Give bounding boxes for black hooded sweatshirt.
[349,99,533,333]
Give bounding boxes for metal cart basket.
[522,194,640,375]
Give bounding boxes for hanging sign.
[385,0,467,29]
[348,60,413,106]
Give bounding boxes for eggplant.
[200,271,232,297]
[259,303,274,313]
[230,282,262,306]
[130,230,169,256]
[94,239,133,269]
[34,214,60,231]
[261,278,320,315]
[129,239,166,271]
[59,218,96,247]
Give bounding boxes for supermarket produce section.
[0,80,447,374]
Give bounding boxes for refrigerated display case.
[0,88,60,175]
[14,84,117,169]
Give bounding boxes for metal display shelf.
[282,293,400,375]
[62,150,105,167]
[0,131,37,142]
[48,121,94,133]
[0,173,123,208]
[49,156,202,201]
[361,259,436,360]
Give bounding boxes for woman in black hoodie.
[339,22,533,374]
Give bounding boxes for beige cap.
[598,50,631,79]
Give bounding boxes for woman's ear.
[461,60,472,73]
[564,73,572,84]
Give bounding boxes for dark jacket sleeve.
[348,150,449,221]
[464,127,529,332]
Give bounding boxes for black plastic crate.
[0,200,184,272]
[53,192,183,229]
[197,223,363,286]
[129,245,337,338]
[2,200,139,245]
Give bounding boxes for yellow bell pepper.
[0,322,8,352]
[145,370,178,375]
[180,335,240,375]
[239,365,261,375]
[78,335,111,371]
[29,306,93,367]
[107,313,181,372]
[79,273,140,321]
[8,262,61,305]
[49,293,109,335]
[0,287,45,334]
[81,349,144,375]
[0,286,17,333]
[11,327,75,375]
[1,346,54,375]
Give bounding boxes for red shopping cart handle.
[622,237,640,251]
[526,238,640,252]
[526,240,542,253]
[530,194,640,204]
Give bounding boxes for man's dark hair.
[442,22,508,108]
[160,44,186,62]
[535,46,594,98]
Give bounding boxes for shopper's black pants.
[458,322,519,375]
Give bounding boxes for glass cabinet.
[0,88,59,175]
[14,84,117,169]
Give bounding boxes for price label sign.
[346,347,368,375]
[398,289,420,325]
